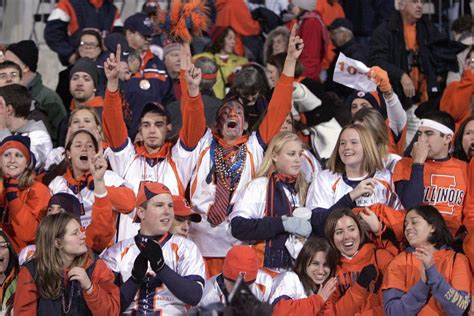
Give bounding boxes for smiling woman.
[0,135,50,252]
[382,205,472,315]
[269,237,338,316]
[323,208,394,314]
[230,132,311,273]
[306,124,402,234]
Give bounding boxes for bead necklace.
[61,280,76,314]
[214,144,246,192]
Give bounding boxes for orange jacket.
[63,169,135,215]
[85,195,115,253]
[440,70,474,133]
[274,294,334,316]
[14,255,119,315]
[331,243,393,315]
[386,120,407,156]
[0,181,49,252]
[463,160,474,273]
[70,95,104,112]
[382,248,472,315]
[394,157,469,236]
[353,204,405,257]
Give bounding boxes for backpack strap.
[24,259,37,282]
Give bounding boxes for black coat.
[369,12,444,109]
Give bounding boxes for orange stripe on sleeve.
[258,74,294,145]
[103,89,129,149]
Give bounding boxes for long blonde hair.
[256,131,308,203]
[327,124,384,176]
[35,213,87,299]
[351,108,388,159]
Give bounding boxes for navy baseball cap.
[328,18,353,32]
[124,13,154,37]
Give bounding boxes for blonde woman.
[306,124,402,239]
[351,107,402,172]
[230,131,311,273]
[14,212,119,315]
[0,135,50,252]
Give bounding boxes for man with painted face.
[184,25,304,277]
[102,44,206,242]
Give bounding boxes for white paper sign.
[333,52,377,92]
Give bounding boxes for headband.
[419,119,454,135]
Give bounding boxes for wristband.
[84,282,93,293]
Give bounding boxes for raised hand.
[180,42,192,72]
[104,44,121,91]
[0,96,7,129]
[131,253,148,282]
[414,245,435,269]
[142,240,165,273]
[317,277,338,302]
[286,24,304,61]
[369,66,392,93]
[411,141,430,164]
[359,207,382,234]
[90,153,107,182]
[356,264,377,289]
[186,64,202,98]
[68,267,93,292]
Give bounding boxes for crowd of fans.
[0,0,472,315]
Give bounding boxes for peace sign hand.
[104,44,121,91]
[286,24,304,61]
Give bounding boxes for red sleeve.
[354,204,406,242]
[332,282,369,315]
[215,0,261,36]
[298,19,324,81]
[258,74,294,145]
[106,186,135,214]
[8,182,49,245]
[102,89,129,150]
[179,70,207,149]
[463,159,474,231]
[83,259,120,316]
[393,158,413,182]
[440,70,474,133]
[13,266,38,314]
[273,294,331,316]
[451,253,472,294]
[85,196,115,253]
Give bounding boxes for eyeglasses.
[79,41,99,49]
[0,242,10,249]
[0,72,20,80]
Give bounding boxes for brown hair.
[327,124,384,175]
[35,213,88,299]
[351,107,388,159]
[324,208,369,258]
[294,237,337,295]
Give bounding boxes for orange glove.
[369,66,392,93]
